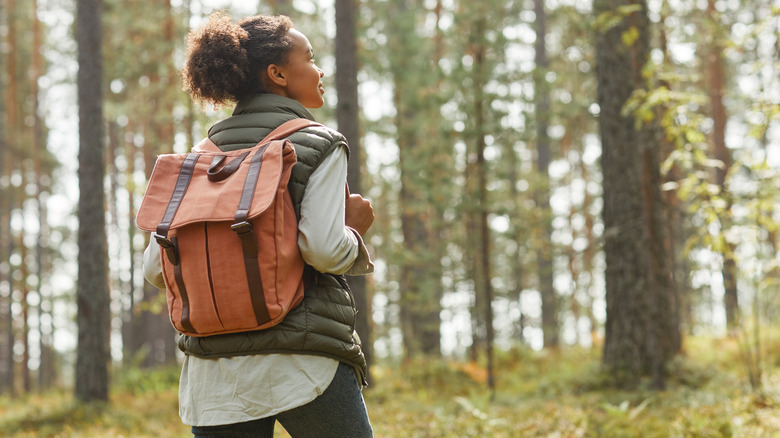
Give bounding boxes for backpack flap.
[136,139,296,232]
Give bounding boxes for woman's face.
[274,29,325,109]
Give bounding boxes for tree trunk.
[388,0,444,358]
[466,10,496,394]
[595,0,678,389]
[0,0,10,395]
[506,124,526,345]
[658,0,690,336]
[533,0,558,349]
[125,0,179,367]
[32,0,54,390]
[335,0,373,376]
[182,0,196,149]
[19,223,30,392]
[0,177,12,394]
[75,0,110,402]
[151,0,179,365]
[475,67,496,395]
[122,124,142,362]
[2,0,20,396]
[106,121,128,366]
[704,0,737,331]
[0,201,12,394]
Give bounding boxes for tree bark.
[125,0,178,367]
[2,0,20,396]
[122,123,142,362]
[655,1,688,341]
[19,219,30,392]
[704,0,737,331]
[533,0,559,349]
[0,0,11,396]
[474,59,496,395]
[388,0,444,358]
[506,122,526,345]
[148,0,179,366]
[595,0,678,389]
[75,0,110,402]
[465,8,496,394]
[32,0,54,390]
[335,0,373,376]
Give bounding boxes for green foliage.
[112,362,181,395]
[368,340,780,437]
[0,389,188,437]
[2,338,779,437]
[593,4,643,34]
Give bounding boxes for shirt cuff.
[345,227,374,276]
[143,238,167,289]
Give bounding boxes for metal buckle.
[231,221,253,234]
[154,233,178,265]
[153,233,173,249]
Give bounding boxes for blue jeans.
[191,362,373,438]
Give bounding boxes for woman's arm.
[297,145,373,275]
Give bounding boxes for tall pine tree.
[335,0,374,374]
[75,0,110,402]
[595,0,679,389]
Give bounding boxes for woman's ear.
[266,64,287,87]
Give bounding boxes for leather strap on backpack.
[154,153,199,334]
[207,151,251,182]
[232,142,272,325]
[230,118,323,326]
[261,118,322,142]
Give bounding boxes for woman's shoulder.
[289,124,349,165]
[294,123,347,147]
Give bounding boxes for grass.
[1,336,778,437]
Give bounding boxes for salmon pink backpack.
[136,119,321,336]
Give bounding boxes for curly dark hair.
[182,12,295,107]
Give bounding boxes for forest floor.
[1,336,778,437]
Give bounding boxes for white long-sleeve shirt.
[143,145,372,426]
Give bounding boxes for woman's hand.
[345,190,374,237]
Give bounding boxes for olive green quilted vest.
[176,94,367,383]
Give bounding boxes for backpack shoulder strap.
[261,119,324,143]
[192,137,221,153]
[193,119,323,152]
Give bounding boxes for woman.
[143,12,375,438]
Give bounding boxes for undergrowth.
[0,336,777,437]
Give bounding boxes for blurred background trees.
[0,0,777,398]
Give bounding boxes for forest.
[0,0,779,436]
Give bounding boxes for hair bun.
[182,12,251,106]
[182,12,295,107]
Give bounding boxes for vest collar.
[233,94,317,122]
